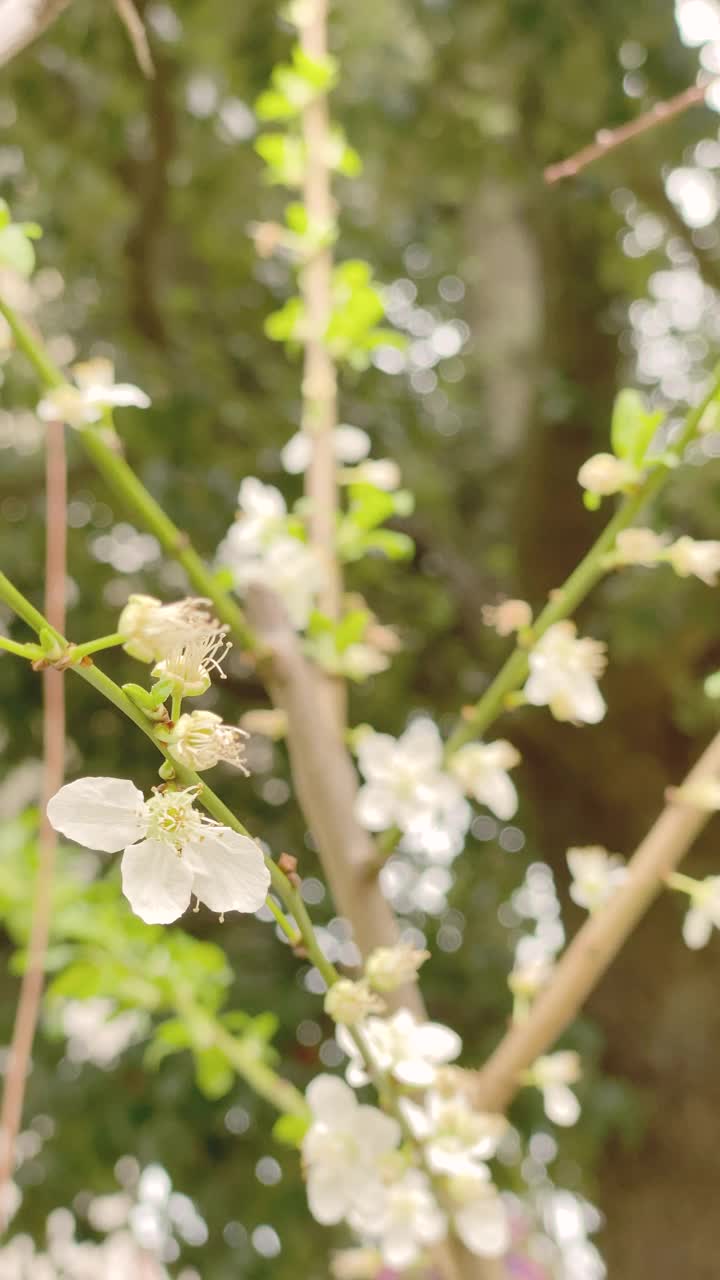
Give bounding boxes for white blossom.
[365,943,429,993]
[669,874,720,949]
[37,358,150,427]
[324,979,386,1026]
[400,1089,506,1176]
[567,846,627,912]
[348,1169,447,1270]
[302,1075,400,1227]
[281,424,370,474]
[337,1007,461,1088]
[528,1051,582,1127]
[508,935,555,1003]
[46,777,270,925]
[665,535,720,586]
[341,458,402,490]
[226,535,325,630]
[482,598,532,636]
[449,1170,510,1258]
[524,622,607,724]
[612,527,667,567]
[354,720,471,860]
[59,998,147,1067]
[577,452,640,496]
[151,626,231,697]
[449,740,521,820]
[228,476,289,553]
[117,594,218,664]
[163,710,249,773]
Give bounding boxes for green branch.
[446,364,720,754]
[0,298,255,651]
[0,569,333,986]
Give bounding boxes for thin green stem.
[0,635,40,660]
[70,633,126,659]
[0,569,338,988]
[0,297,255,651]
[446,364,720,755]
[171,691,183,724]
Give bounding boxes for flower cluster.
[217,477,324,629]
[508,863,566,1018]
[46,777,269,925]
[302,1010,510,1267]
[667,872,720,949]
[353,718,521,862]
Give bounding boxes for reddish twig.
[0,420,66,1227]
[545,78,715,185]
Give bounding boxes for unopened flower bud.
[365,944,430,993]
[613,527,666,566]
[324,979,385,1025]
[577,453,640,496]
[482,598,532,636]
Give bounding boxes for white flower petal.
[306,1168,349,1226]
[683,904,713,949]
[305,1074,357,1125]
[455,1197,509,1258]
[185,829,270,915]
[393,1057,436,1087]
[335,424,371,463]
[46,777,145,852]
[356,1105,401,1155]
[354,783,397,831]
[543,1083,580,1127]
[413,1020,462,1065]
[120,839,193,924]
[87,383,150,409]
[477,770,518,820]
[280,432,311,474]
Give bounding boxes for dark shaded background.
[1,0,720,1275]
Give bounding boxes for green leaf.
[348,483,396,531]
[272,1112,310,1147]
[610,389,663,467]
[362,529,415,560]
[0,224,36,277]
[335,608,371,652]
[194,1046,235,1099]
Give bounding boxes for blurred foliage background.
[1,0,720,1276]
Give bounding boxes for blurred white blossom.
[524,622,607,724]
[37,358,150,428]
[302,1075,400,1226]
[577,453,640,496]
[449,740,521,820]
[567,847,627,913]
[337,1007,461,1088]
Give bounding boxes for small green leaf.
[610,389,663,467]
[194,1046,235,1099]
[272,1112,310,1148]
[583,491,602,511]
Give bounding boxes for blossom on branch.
[337,1007,461,1088]
[324,979,386,1025]
[668,873,720,949]
[281,423,371,473]
[365,943,429,993]
[449,740,521,820]
[665,536,720,586]
[151,626,231,697]
[526,1051,582,1127]
[400,1090,506,1177]
[37,357,150,427]
[46,777,269,924]
[567,846,627,912]
[354,719,470,861]
[577,452,640,496]
[524,622,607,724]
[118,594,219,664]
[612,527,667,567]
[302,1075,400,1227]
[448,1170,510,1258]
[482,598,533,636]
[162,710,249,773]
[348,1169,447,1270]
